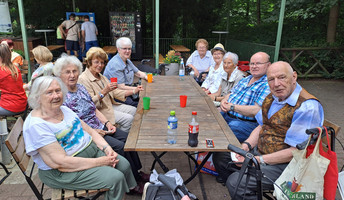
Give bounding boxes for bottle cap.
[192,111,197,115]
[170,110,176,115]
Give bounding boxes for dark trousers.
[213,149,288,200]
[103,127,142,180]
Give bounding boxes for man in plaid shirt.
[219,52,271,143]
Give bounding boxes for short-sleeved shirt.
[201,62,224,93]
[227,75,270,121]
[103,53,139,85]
[23,106,92,170]
[255,83,324,147]
[63,84,103,130]
[186,50,214,74]
[219,67,246,97]
[0,67,27,112]
[61,20,80,41]
[81,21,98,42]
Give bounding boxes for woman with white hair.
[53,54,148,193]
[209,52,246,107]
[103,37,149,107]
[23,76,137,200]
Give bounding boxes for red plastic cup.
[180,95,187,107]
[110,77,117,83]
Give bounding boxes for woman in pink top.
[0,43,27,116]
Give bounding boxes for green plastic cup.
[143,97,150,110]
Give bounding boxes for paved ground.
[0,78,343,200]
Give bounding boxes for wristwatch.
[259,155,266,166]
[99,92,104,99]
[230,104,235,112]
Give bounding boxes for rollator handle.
[227,144,248,157]
[158,174,186,197]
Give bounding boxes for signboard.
[66,12,96,24]
[0,0,12,33]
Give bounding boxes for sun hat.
[211,43,226,54]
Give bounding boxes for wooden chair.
[5,117,108,200]
[20,60,30,83]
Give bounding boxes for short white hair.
[223,52,239,65]
[53,53,83,77]
[28,76,68,109]
[116,37,132,49]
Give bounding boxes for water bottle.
[179,58,185,81]
[188,111,199,147]
[167,110,178,144]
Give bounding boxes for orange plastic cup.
[147,73,153,83]
[180,95,187,107]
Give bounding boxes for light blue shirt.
[103,53,139,85]
[186,50,214,73]
[255,83,324,147]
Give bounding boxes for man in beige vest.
[213,61,324,199]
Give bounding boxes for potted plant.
[163,50,181,76]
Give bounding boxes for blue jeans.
[221,112,259,142]
[85,40,99,53]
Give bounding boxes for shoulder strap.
[67,22,77,30]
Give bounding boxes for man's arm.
[256,147,295,165]
[135,70,148,80]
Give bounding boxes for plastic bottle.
[167,110,178,144]
[179,58,185,81]
[188,111,199,147]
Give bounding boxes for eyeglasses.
[120,47,132,51]
[62,70,79,76]
[249,61,269,67]
[92,60,105,66]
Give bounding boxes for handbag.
[274,127,330,200]
[305,127,338,200]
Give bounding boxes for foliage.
[164,50,181,64]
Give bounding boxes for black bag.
[144,183,182,200]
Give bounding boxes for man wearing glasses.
[219,52,271,143]
[104,37,149,106]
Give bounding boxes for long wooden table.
[124,76,240,184]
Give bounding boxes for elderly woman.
[201,43,226,94]
[23,76,137,200]
[103,37,148,107]
[54,55,148,193]
[209,52,246,107]
[1,39,23,68]
[0,43,27,115]
[186,39,214,84]
[78,47,136,133]
[24,45,54,90]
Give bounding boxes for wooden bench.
[47,45,64,52]
[170,45,190,53]
[5,117,108,200]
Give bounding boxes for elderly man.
[103,37,148,106]
[220,52,271,143]
[59,13,81,56]
[214,61,324,199]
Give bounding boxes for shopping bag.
[274,128,330,200]
[305,127,338,200]
[195,152,218,176]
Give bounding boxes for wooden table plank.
[170,45,190,53]
[124,76,240,152]
[102,46,117,55]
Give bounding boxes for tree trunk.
[257,0,261,25]
[326,2,340,43]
